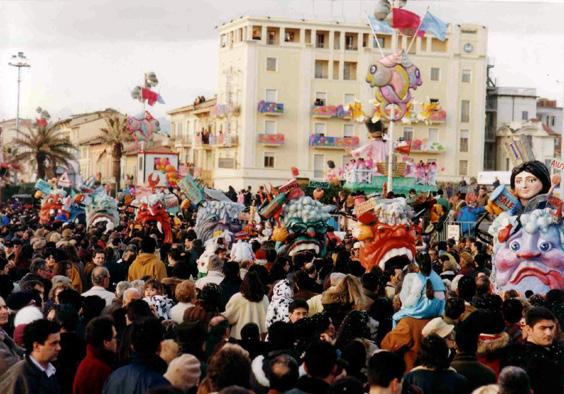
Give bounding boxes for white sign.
[550,158,564,171]
[447,224,460,242]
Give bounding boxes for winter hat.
[14,305,43,326]
[422,317,454,338]
[164,354,201,390]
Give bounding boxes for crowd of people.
[0,185,561,394]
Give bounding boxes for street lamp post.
[8,52,31,137]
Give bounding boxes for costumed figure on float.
[132,191,177,245]
[487,160,564,294]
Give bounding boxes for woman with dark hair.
[403,334,471,394]
[269,256,291,283]
[219,260,242,311]
[510,160,551,210]
[223,270,269,340]
[392,252,446,325]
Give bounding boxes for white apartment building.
[170,16,488,189]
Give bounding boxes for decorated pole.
[387,106,395,193]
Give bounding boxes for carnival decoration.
[86,190,120,232]
[275,196,334,257]
[126,111,161,145]
[132,192,176,244]
[489,207,564,295]
[354,197,416,271]
[486,160,563,294]
[194,200,245,243]
[366,50,422,121]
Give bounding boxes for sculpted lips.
[509,262,564,289]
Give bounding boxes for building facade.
[537,98,563,157]
[169,16,488,189]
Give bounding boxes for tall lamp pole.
[8,52,31,137]
[556,80,564,201]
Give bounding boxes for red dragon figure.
[135,199,173,244]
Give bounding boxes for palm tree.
[98,115,131,191]
[13,124,77,180]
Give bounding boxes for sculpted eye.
[415,68,420,78]
[538,240,552,252]
[370,65,377,74]
[509,240,520,252]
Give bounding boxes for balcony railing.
[409,140,446,154]
[428,109,446,123]
[257,100,284,115]
[258,133,285,145]
[211,104,240,118]
[194,134,238,147]
[309,134,360,149]
[311,104,351,119]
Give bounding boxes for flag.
[421,11,448,41]
[392,8,423,37]
[367,14,394,34]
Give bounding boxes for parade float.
[487,160,564,294]
[354,196,416,271]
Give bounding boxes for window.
[344,94,355,104]
[177,121,183,137]
[460,129,469,152]
[264,153,275,168]
[459,160,468,176]
[461,100,470,123]
[344,124,354,137]
[305,29,312,44]
[314,154,324,179]
[266,89,277,102]
[403,127,413,141]
[252,26,262,40]
[522,111,528,121]
[314,123,326,135]
[138,157,143,171]
[462,69,471,83]
[266,57,277,71]
[343,62,357,81]
[428,128,438,144]
[315,60,328,79]
[316,32,326,48]
[265,120,276,135]
[430,67,440,81]
[315,92,327,106]
[186,120,191,139]
[373,36,385,49]
[345,33,357,50]
[552,116,556,126]
[218,158,236,169]
[171,122,176,139]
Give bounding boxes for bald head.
[92,266,110,288]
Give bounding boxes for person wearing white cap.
[422,317,455,352]
[164,354,201,391]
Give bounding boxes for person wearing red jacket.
[73,317,117,394]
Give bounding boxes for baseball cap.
[422,317,454,338]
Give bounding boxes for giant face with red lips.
[135,200,173,244]
[490,208,564,295]
[356,198,416,271]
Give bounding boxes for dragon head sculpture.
[86,192,120,232]
[356,198,416,271]
[134,195,173,244]
[194,200,245,243]
[275,196,333,257]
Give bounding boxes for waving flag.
[392,8,423,37]
[368,14,394,34]
[421,11,448,41]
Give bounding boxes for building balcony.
[258,133,285,146]
[428,109,446,123]
[194,133,237,149]
[311,104,351,119]
[309,134,360,149]
[409,140,446,154]
[257,100,284,115]
[211,104,240,118]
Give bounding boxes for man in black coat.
[0,319,61,394]
[503,307,564,394]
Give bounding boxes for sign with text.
[550,158,564,171]
[447,224,461,242]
